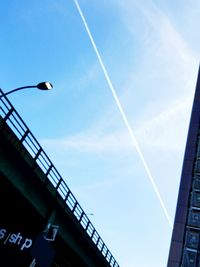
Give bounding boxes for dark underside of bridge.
[0,117,113,267]
[0,174,87,267]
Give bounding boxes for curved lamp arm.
[0,82,53,98]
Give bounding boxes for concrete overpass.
[0,90,120,267]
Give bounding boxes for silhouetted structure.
[0,90,119,267]
[167,66,200,267]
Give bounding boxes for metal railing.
[0,89,119,267]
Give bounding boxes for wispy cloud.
[115,0,199,77]
[41,92,191,154]
[135,95,193,151]
[41,130,130,153]
[49,0,199,157]
[41,0,199,234]
[111,0,199,151]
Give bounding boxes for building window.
[185,229,199,249]
[188,210,200,228]
[182,249,197,267]
[191,192,200,208]
[193,177,200,191]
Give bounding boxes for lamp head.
[37,82,53,90]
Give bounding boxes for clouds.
[37,1,200,266]
[114,0,198,82]
[135,94,193,151]
[1,0,199,266]
[103,0,199,156]
[42,130,130,154]
[41,89,191,158]
[42,0,199,158]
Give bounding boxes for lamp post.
[0,82,53,98]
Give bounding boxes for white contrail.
[73,0,173,228]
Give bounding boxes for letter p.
[20,238,32,251]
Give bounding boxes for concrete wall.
[0,117,112,267]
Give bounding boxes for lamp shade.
[37,82,53,90]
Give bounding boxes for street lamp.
[0,82,53,98]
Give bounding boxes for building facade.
[167,66,200,267]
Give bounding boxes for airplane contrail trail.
[73,0,173,228]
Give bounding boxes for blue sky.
[1,0,200,266]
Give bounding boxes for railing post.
[105,249,109,258]
[91,229,95,239]
[96,236,100,247]
[34,147,42,161]
[55,178,62,190]
[101,243,105,252]
[20,129,29,143]
[85,221,90,231]
[79,211,84,222]
[109,256,113,264]
[46,163,53,176]
[4,107,14,121]
[64,190,71,202]
[72,201,78,213]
